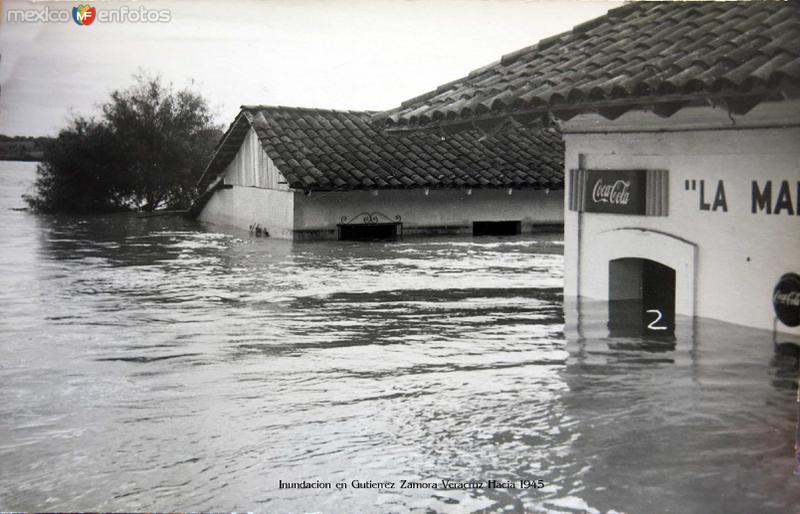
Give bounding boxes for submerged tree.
[24,117,126,214]
[25,73,222,213]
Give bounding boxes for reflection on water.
[565,300,800,513]
[796,393,800,478]
[0,162,798,513]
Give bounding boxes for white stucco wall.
[197,187,295,238]
[197,127,294,237]
[563,100,800,335]
[293,188,563,237]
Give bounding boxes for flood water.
[1,161,798,513]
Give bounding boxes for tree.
[24,117,127,213]
[24,73,222,213]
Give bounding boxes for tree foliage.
[25,73,222,213]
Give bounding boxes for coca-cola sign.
[584,170,646,215]
[773,273,800,327]
[593,179,631,205]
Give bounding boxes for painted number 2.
[646,309,668,330]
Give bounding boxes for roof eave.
[195,110,252,188]
[383,84,800,134]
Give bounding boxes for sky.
[0,0,622,136]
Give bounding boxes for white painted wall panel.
[563,101,800,335]
[197,187,295,239]
[293,188,564,234]
[222,127,289,191]
[198,126,294,237]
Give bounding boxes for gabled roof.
[195,106,563,196]
[377,1,800,131]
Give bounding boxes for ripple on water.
[0,163,798,513]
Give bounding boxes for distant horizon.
[0,0,621,137]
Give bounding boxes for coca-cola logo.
[592,179,631,205]
[582,170,646,215]
[774,291,800,307]
[773,273,800,327]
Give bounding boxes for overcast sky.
[0,0,621,136]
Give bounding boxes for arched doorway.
[608,258,676,336]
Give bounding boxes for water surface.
[0,161,798,513]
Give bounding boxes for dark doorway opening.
[338,223,401,241]
[473,221,521,236]
[608,258,676,336]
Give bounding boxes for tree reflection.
[32,212,208,266]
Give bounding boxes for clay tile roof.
[196,105,563,194]
[377,1,800,131]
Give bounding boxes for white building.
[379,1,800,337]
[191,106,563,240]
[561,102,800,337]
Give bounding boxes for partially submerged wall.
[293,188,563,239]
[198,187,294,239]
[197,127,295,237]
[563,100,800,335]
